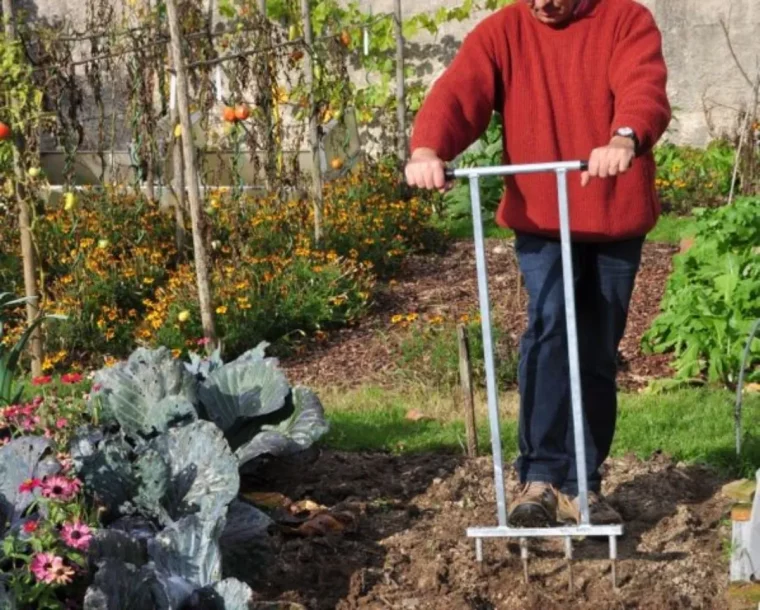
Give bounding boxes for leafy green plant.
[0,294,66,406]
[443,113,505,220]
[61,342,328,609]
[642,197,760,387]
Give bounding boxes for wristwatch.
[614,127,640,155]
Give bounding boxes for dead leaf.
[744,383,760,394]
[289,499,324,515]
[405,409,430,422]
[242,491,292,510]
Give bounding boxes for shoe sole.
[508,503,556,528]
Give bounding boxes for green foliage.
[654,140,735,214]
[389,313,518,389]
[443,113,505,220]
[642,197,760,387]
[0,294,65,406]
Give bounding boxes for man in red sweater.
[406,0,670,527]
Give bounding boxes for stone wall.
[11,0,760,158]
[360,0,760,147]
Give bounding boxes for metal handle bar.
[444,160,588,181]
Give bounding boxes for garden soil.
[255,239,737,609]
[246,449,737,610]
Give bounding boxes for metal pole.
[555,168,590,526]
[469,174,508,527]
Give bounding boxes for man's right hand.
[404,148,450,192]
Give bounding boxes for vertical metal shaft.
[565,536,574,594]
[469,174,508,527]
[520,538,529,583]
[555,169,590,526]
[609,535,618,588]
[475,538,483,562]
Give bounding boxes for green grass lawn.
[321,385,760,477]
[437,213,696,245]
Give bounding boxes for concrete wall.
[360,0,760,147]
[11,0,760,160]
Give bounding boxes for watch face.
[617,127,634,137]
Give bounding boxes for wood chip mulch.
[280,239,677,391]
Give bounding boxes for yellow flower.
[97,239,110,249]
[172,348,182,358]
[178,310,190,322]
[216,305,228,315]
[391,314,404,324]
[406,313,418,322]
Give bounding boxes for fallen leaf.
[405,409,430,422]
[289,499,323,515]
[242,492,292,510]
[744,383,760,394]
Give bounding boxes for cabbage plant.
[67,342,329,608]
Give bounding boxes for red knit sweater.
[410,0,671,241]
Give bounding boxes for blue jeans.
[513,232,644,496]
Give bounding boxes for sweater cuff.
[610,117,653,155]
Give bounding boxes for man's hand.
[405,148,450,192]
[581,136,636,187]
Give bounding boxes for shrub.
[653,140,735,214]
[642,196,760,387]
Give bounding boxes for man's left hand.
[581,136,636,187]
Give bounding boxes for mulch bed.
[281,239,677,391]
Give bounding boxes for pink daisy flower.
[30,552,58,582]
[32,375,53,386]
[55,417,69,429]
[41,475,80,502]
[61,521,92,550]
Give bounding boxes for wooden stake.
[3,0,42,378]
[300,0,323,246]
[165,0,217,348]
[169,95,187,255]
[394,0,407,165]
[458,324,478,458]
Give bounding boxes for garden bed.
[281,239,676,391]
[247,449,732,609]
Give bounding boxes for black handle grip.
[580,160,589,171]
[444,167,456,181]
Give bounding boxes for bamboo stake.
[394,0,407,165]
[300,0,323,246]
[165,0,218,348]
[3,0,42,378]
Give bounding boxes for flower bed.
[0,163,440,370]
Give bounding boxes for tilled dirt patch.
[246,450,734,610]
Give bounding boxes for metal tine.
[475,538,483,563]
[565,536,574,595]
[609,535,618,588]
[520,538,529,584]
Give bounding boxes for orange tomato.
[330,158,344,170]
[234,104,250,121]
[339,31,351,47]
[0,122,11,140]
[222,106,237,122]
